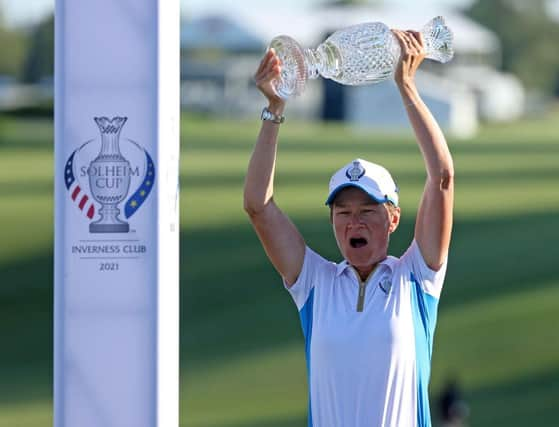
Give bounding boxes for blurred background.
[1,0,558,426]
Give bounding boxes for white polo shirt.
[285,239,447,427]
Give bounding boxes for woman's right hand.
[254,48,286,113]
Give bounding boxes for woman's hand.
[392,30,426,91]
[254,48,286,114]
[392,31,454,272]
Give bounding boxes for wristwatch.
[261,107,285,124]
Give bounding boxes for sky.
[1,0,475,27]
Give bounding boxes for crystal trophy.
[269,16,453,99]
[88,116,132,233]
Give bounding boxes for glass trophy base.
[270,35,308,99]
[89,222,129,233]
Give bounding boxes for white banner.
[54,1,179,426]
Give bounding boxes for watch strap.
[261,107,285,124]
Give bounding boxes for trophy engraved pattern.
[270,16,454,99]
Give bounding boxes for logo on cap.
[345,161,365,182]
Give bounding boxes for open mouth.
[349,237,368,248]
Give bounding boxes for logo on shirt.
[346,161,366,182]
[379,278,392,295]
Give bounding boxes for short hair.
[385,202,399,217]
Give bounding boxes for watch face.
[261,108,271,120]
[261,108,283,123]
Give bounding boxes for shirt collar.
[335,256,396,277]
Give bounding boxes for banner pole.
[54,1,180,425]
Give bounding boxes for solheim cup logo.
[346,161,365,182]
[64,116,155,233]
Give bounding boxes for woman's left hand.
[392,30,426,90]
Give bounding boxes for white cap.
[325,159,399,206]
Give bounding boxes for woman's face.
[331,187,400,275]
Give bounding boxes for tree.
[323,0,383,6]
[0,10,28,78]
[466,0,559,94]
[21,13,54,83]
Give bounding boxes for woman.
[244,29,454,427]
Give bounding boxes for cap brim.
[325,183,388,206]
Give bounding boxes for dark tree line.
[0,9,28,78]
[466,0,559,94]
[2,2,559,96]
[21,14,54,84]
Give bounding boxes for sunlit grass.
[1,112,558,427]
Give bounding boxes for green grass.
[1,111,559,426]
